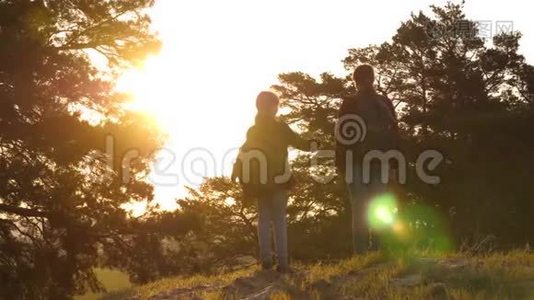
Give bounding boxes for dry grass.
[97,250,534,299]
[127,267,256,299]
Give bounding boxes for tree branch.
[0,204,48,218]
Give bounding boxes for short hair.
[256,91,279,111]
[352,64,374,84]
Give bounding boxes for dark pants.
[346,163,388,254]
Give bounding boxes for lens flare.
[367,193,398,230]
[378,202,455,258]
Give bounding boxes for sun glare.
[116,57,179,132]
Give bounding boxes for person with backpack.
[335,65,399,255]
[232,91,315,273]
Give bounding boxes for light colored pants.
[257,189,288,268]
[346,164,388,254]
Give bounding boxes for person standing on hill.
[335,65,399,254]
[232,91,315,273]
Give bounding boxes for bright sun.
[116,57,179,133]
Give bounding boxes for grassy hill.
[75,269,133,300]
[96,250,534,299]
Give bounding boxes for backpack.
[351,93,399,152]
[231,150,274,200]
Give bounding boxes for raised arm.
[282,123,314,151]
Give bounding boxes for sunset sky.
[116,0,533,210]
